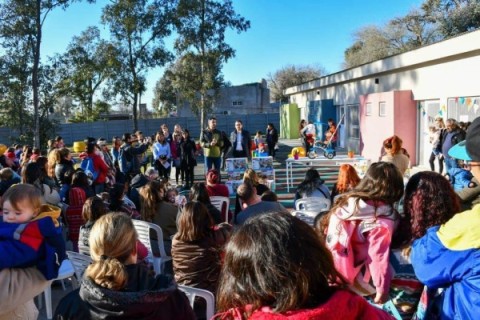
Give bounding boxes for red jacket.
[88,152,110,184]
[214,290,393,320]
[206,184,230,198]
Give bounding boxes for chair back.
[178,285,215,320]
[132,219,171,275]
[66,251,92,281]
[295,197,331,216]
[209,196,230,222]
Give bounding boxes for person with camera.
[153,131,172,181]
[119,133,151,181]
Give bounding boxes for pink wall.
[359,90,417,164]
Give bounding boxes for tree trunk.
[32,0,42,148]
[132,92,138,131]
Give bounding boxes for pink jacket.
[326,198,397,296]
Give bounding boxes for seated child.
[166,188,186,207]
[254,131,265,147]
[256,143,269,157]
[448,166,477,191]
[0,184,66,280]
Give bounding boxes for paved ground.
[37,138,428,319]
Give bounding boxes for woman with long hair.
[139,180,178,255]
[180,129,197,188]
[324,162,404,304]
[190,182,222,224]
[153,131,172,181]
[215,212,391,319]
[295,168,331,200]
[381,135,410,175]
[22,162,60,205]
[78,197,109,255]
[109,183,140,219]
[388,171,460,319]
[172,202,232,317]
[330,164,361,201]
[55,213,195,319]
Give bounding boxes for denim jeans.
[205,156,222,172]
[444,156,459,173]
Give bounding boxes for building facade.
[177,80,274,117]
[284,29,480,168]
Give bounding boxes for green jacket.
[200,128,224,158]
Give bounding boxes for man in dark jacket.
[439,118,466,172]
[230,120,251,159]
[119,133,150,180]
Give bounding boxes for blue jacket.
[0,205,66,280]
[411,204,480,319]
[448,167,473,191]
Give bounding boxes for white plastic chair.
[41,259,75,319]
[132,219,172,276]
[66,251,92,282]
[291,210,316,226]
[178,285,215,320]
[210,196,230,222]
[295,197,331,216]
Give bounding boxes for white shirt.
[236,131,243,151]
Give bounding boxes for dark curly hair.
[392,171,460,248]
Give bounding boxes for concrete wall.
[360,90,417,164]
[0,113,279,147]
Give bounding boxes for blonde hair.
[243,168,259,186]
[85,213,137,290]
[47,149,61,178]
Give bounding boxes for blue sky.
[42,0,422,106]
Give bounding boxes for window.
[232,100,243,106]
[347,104,360,139]
[366,102,372,116]
[379,102,386,117]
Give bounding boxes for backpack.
[80,156,99,182]
[326,210,395,295]
[119,145,133,174]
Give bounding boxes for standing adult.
[440,118,465,173]
[300,121,316,153]
[161,124,173,144]
[230,120,251,159]
[180,129,197,188]
[200,116,224,171]
[118,133,150,180]
[266,123,279,159]
[411,116,480,319]
[152,131,172,181]
[299,119,307,150]
[325,118,338,148]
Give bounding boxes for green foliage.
[0,0,94,147]
[54,26,119,118]
[68,100,111,123]
[173,0,250,128]
[343,0,480,68]
[267,64,326,103]
[102,0,176,130]
[152,64,177,117]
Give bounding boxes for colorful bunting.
[466,98,472,107]
[474,104,479,114]
[459,97,465,105]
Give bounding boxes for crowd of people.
[0,117,479,319]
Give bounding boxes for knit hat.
[449,117,480,161]
[206,169,220,185]
[6,151,15,159]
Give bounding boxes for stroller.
[307,114,344,159]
